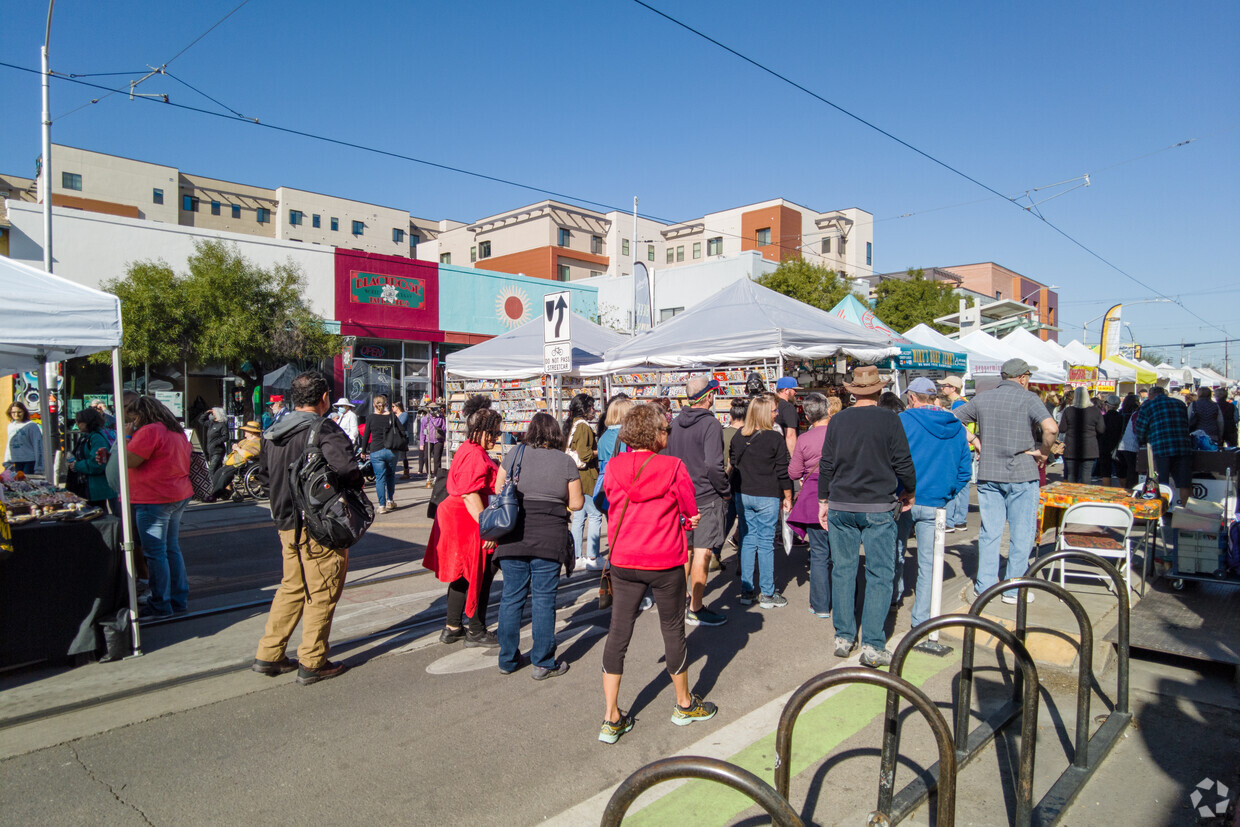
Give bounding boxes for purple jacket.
[787,424,829,533]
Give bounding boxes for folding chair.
[1051,502,1136,593]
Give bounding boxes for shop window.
[62,172,82,191]
[708,237,723,256]
[152,188,164,205]
[755,227,771,245]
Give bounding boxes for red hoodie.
[603,450,698,570]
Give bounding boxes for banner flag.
[633,262,653,331]
[1099,303,1122,361]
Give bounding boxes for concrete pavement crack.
[67,743,155,826]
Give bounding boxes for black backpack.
[288,418,374,549]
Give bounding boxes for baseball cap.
[938,375,964,390]
[1001,358,1036,378]
[907,377,938,395]
[775,377,798,391]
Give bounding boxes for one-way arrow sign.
[543,290,571,344]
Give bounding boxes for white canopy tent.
[445,313,625,379]
[1061,339,1101,367]
[905,323,1003,381]
[1002,328,1073,373]
[0,256,141,655]
[585,277,899,375]
[957,330,1067,384]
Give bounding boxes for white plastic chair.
[1051,502,1136,594]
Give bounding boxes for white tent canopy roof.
[1002,328,1071,372]
[904,323,1003,380]
[0,256,122,375]
[445,312,625,379]
[586,278,899,375]
[958,330,1067,384]
[1061,340,1101,367]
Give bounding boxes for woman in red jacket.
[424,408,503,647]
[598,403,717,744]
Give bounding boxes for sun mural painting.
[495,285,532,329]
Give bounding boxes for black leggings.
[444,558,497,632]
[429,442,445,476]
[602,565,687,676]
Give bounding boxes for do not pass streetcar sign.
[543,290,572,374]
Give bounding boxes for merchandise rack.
[606,361,780,425]
[445,374,603,454]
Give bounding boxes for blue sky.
[2,1,1237,370]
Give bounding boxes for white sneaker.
[1001,590,1035,604]
[585,556,607,571]
[638,596,654,611]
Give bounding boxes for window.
[838,237,846,255]
[755,227,771,245]
[393,228,406,244]
[183,195,199,212]
[61,172,82,191]
[622,238,630,256]
[152,188,164,205]
[659,307,684,322]
[692,241,701,259]
[470,246,477,263]
[590,270,602,279]
[558,264,571,281]
[330,217,339,232]
[231,204,241,219]
[558,228,571,247]
[866,241,872,266]
[676,245,685,262]
[256,207,269,223]
[821,237,831,254]
[289,210,303,226]
[410,233,420,252]
[312,214,321,229]
[995,291,1002,299]
[211,201,221,216]
[440,253,451,264]
[666,248,675,264]
[647,244,655,262]
[352,220,365,236]
[592,235,603,255]
[707,237,723,256]
[478,240,491,258]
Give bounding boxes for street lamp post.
[38,0,57,479]
[1081,298,1173,346]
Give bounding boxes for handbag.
[386,413,409,452]
[478,445,525,541]
[188,452,214,501]
[598,454,655,610]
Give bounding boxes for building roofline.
[51,142,179,172]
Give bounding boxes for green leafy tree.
[755,259,857,312]
[871,269,961,334]
[94,260,193,367]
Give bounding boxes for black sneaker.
[251,656,297,676]
[671,694,718,726]
[499,653,530,675]
[599,712,635,744]
[531,661,570,680]
[686,607,727,626]
[296,660,348,686]
[439,626,466,644]
[738,590,757,606]
[465,629,499,648]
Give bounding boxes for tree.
[755,259,857,312]
[95,259,193,368]
[871,269,961,334]
[1140,349,1168,366]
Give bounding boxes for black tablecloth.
[0,516,126,667]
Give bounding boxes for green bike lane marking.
[622,651,952,827]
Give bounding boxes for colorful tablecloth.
[1038,482,1164,537]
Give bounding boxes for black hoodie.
[258,410,362,532]
[666,406,729,499]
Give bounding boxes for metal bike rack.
[599,755,805,827]
[774,666,957,827]
[878,614,1041,826]
[1021,551,1133,827]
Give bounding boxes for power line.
[627,0,1230,339]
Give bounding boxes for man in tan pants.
[251,370,362,685]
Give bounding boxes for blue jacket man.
[898,377,973,628]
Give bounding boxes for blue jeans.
[497,557,561,670]
[898,505,940,627]
[947,482,970,526]
[571,491,603,559]
[737,492,780,596]
[135,498,190,614]
[975,480,1039,594]
[828,508,898,651]
[369,448,397,506]
[807,524,832,614]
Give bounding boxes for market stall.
[443,312,622,450]
[957,330,1068,385]
[905,323,1004,388]
[828,295,966,390]
[0,256,140,661]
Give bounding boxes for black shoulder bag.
[478,445,525,541]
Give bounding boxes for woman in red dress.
[424,408,503,647]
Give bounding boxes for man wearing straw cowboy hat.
[953,358,1058,605]
[817,364,916,668]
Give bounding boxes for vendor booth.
[1,256,141,666]
[443,313,624,451]
[957,330,1067,386]
[905,323,1003,388]
[828,295,966,390]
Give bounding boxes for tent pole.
[36,356,55,479]
[112,346,143,656]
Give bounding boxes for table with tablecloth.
[1038,482,1165,593]
[0,516,126,668]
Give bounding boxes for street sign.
[543,290,571,344]
[543,342,571,374]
